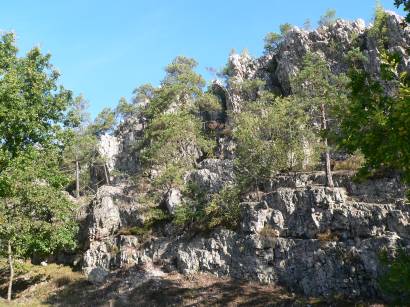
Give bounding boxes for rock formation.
[80,12,410,300]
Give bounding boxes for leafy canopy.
[0,33,72,161]
[234,92,314,191]
[0,32,77,264]
[339,52,410,184]
[319,9,337,27]
[0,149,78,259]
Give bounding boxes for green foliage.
[291,53,349,134]
[116,97,139,122]
[319,9,337,27]
[279,23,293,35]
[291,53,349,186]
[229,78,265,103]
[0,33,72,161]
[62,131,98,185]
[143,56,205,119]
[346,47,369,70]
[133,83,156,106]
[379,249,410,304]
[141,111,214,170]
[89,107,116,136]
[0,148,78,259]
[173,184,241,231]
[264,32,283,53]
[65,95,91,130]
[204,185,241,230]
[0,33,77,291]
[339,52,410,188]
[369,3,389,50]
[138,109,215,213]
[130,56,218,233]
[234,93,314,191]
[196,92,223,113]
[395,0,410,22]
[162,56,205,90]
[263,23,293,53]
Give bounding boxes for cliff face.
[220,11,410,113]
[80,12,410,299]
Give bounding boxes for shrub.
[332,152,365,171]
[379,249,410,304]
[204,185,241,230]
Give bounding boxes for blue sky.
[0,1,404,117]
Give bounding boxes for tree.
[303,19,312,31]
[279,23,293,35]
[62,131,98,198]
[0,33,72,162]
[62,95,99,198]
[319,9,337,27]
[264,32,283,53]
[234,92,314,192]
[395,0,410,22]
[143,56,206,119]
[140,111,214,191]
[65,95,91,129]
[292,53,349,187]
[369,3,390,51]
[339,51,410,189]
[132,56,216,226]
[0,33,77,300]
[133,83,156,105]
[0,149,78,300]
[263,23,293,54]
[116,96,139,122]
[89,107,116,136]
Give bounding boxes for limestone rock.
[86,266,110,284]
[187,159,234,194]
[87,186,122,241]
[98,134,119,172]
[165,188,182,214]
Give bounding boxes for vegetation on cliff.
[0,1,409,303]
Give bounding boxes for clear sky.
[0,0,404,117]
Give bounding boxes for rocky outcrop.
[80,11,410,300]
[82,185,150,282]
[171,183,408,298]
[165,188,182,214]
[98,134,119,172]
[81,171,408,298]
[219,12,410,113]
[187,159,234,195]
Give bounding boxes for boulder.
[165,188,182,215]
[187,159,234,195]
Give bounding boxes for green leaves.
[395,0,410,22]
[0,33,72,160]
[0,148,78,259]
[0,32,78,264]
[339,51,410,186]
[379,249,410,304]
[234,94,314,191]
[89,107,116,136]
[318,9,337,27]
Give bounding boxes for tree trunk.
[75,160,80,198]
[103,164,110,185]
[320,103,334,188]
[7,241,14,301]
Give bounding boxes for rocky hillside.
[78,11,410,303]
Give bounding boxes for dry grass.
[332,153,365,171]
[316,229,339,242]
[0,260,85,306]
[259,226,280,238]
